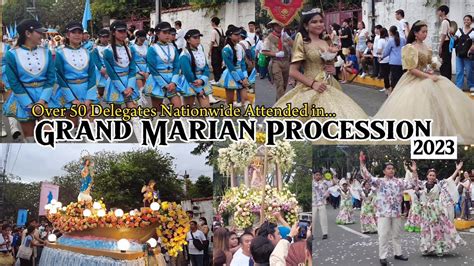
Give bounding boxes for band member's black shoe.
[394,255,408,261]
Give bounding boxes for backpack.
[455,28,473,58]
[239,41,255,74]
[215,28,226,51]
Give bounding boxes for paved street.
[255,77,387,116]
[312,206,474,266]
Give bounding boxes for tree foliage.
[1,147,215,221]
[2,174,41,222]
[188,175,213,199]
[313,145,474,181]
[2,0,193,32]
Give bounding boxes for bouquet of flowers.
[268,140,295,172]
[217,140,257,175]
[218,185,299,229]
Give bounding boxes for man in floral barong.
[312,169,333,240]
[359,151,418,266]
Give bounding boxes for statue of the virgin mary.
[78,151,94,202]
[250,158,266,189]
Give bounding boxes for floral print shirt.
[362,167,415,218]
[313,180,330,207]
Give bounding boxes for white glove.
[275,51,285,58]
[281,29,290,40]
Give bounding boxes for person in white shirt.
[395,9,408,38]
[372,25,382,79]
[186,221,207,266]
[230,232,254,266]
[246,21,257,46]
[174,20,185,52]
[377,28,390,92]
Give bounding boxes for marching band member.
[218,25,250,107]
[4,19,55,142]
[145,22,182,110]
[54,21,98,125]
[103,20,141,141]
[179,29,212,108]
[1,37,21,139]
[91,29,110,99]
[131,30,150,106]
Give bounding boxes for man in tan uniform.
[262,20,292,101]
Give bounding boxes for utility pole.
[26,0,37,19]
[0,144,11,219]
[155,0,161,25]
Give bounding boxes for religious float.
[40,151,189,266]
[217,133,300,230]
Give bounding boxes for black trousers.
[211,47,223,82]
[401,200,411,215]
[372,57,380,77]
[440,40,452,80]
[389,64,404,89]
[380,63,390,89]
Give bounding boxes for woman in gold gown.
[374,20,474,144]
[273,9,368,122]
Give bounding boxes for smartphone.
[298,220,310,239]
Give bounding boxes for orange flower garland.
[46,201,190,257]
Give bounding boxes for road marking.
[337,225,370,238]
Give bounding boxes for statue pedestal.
[39,246,146,266]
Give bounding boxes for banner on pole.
[261,0,304,26]
[16,209,28,226]
[39,183,59,216]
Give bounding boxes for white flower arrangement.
[218,185,299,229]
[268,140,295,172]
[217,140,258,176]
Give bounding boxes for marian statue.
[78,152,94,202]
[250,158,266,189]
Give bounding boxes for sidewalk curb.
[348,74,474,99]
[212,86,256,103]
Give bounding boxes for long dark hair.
[406,20,427,44]
[298,11,325,42]
[226,36,237,65]
[111,29,131,63]
[379,28,388,39]
[389,26,400,47]
[16,29,34,47]
[186,41,197,80]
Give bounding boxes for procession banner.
[261,0,304,26]
[39,183,59,216]
[16,209,28,226]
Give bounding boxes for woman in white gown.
[373,20,474,144]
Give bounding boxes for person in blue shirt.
[4,19,55,141]
[82,30,94,52]
[91,29,110,99]
[145,22,182,110]
[103,20,141,141]
[218,25,250,107]
[54,21,98,126]
[341,47,359,83]
[382,26,406,93]
[179,29,212,108]
[131,30,150,107]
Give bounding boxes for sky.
[0,143,213,183]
